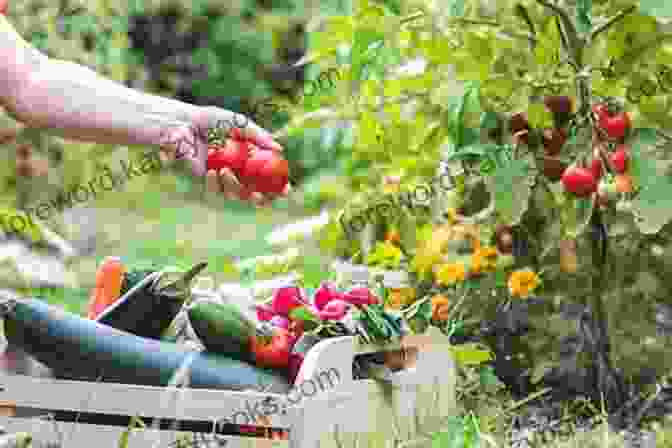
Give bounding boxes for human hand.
[158,107,290,207]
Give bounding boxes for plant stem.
[536,0,581,64]
[590,6,636,41]
[399,11,424,25]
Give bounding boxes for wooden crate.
[0,334,456,448]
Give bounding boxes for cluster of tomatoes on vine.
[504,96,633,208]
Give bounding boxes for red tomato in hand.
[240,149,289,194]
[206,140,251,176]
[251,327,292,369]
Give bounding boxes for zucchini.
[187,301,256,363]
[4,299,291,393]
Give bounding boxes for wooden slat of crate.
[0,374,296,428]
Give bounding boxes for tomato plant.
[291,0,672,418]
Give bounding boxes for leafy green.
[630,128,672,233]
[487,158,532,225]
[639,1,672,18]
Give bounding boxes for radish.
[318,300,351,321]
[270,315,290,329]
[271,286,304,316]
[313,283,341,310]
[255,304,275,322]
[341,288,379,306]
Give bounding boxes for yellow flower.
[435,263,467,286]
[508,269,540,298]
[385,287,416,310]
[471,247,498,274]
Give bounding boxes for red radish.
[561,167,597,197]
[0,0,6,15]
[342,288,379,306]
[318,300,351,321]
[256,304,275,322]
[270,315,290,329]
[314,283,341,310]
[271,286,304,316]
[610,145,629,173]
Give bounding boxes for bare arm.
[0,14,200,147]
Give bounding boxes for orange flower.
[435,262,467,286]
[508,269,540,298]
[471,247,498,274]
[431,295,451,322]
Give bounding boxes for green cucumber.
[187,301,257,363]
[4,298,290,393]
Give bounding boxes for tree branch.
[536,0,581,64]
[450,18,537,44]
[590,6,636,41]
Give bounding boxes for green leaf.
[351,29,386,81]
[300,257,328,289]
[449,344,493,365]
[639,1,672,18]
[527,102,554,129]
[289,306,321,323]
[479,366,501,387]
[487,158,532,225]
[630,129,672,233]
[448,0,465,17]
[534,17,562,67]
[432,418,466,448]
[575,0,592,33]
[629,128,658,186]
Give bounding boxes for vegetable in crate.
[3,298,291,393]
[87,257,125,320]
[95,263,208,340]
[251,324,293,369]
[187,301,257,363]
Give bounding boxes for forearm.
[11,58,202,147]
[0,14,202,147]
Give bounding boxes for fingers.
[234,119,283,153]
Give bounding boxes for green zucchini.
[187,301,256,363]
[4,298,291,393]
